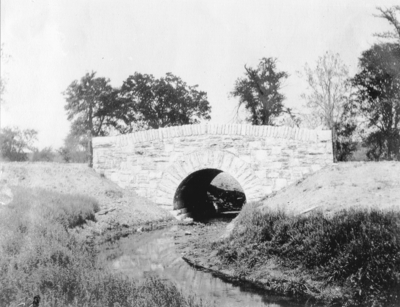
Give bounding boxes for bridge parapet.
[93,124,331,148]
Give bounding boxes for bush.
[0,187,207,307]
[217,205,400,306]
[0,127,38,161]
[31,147,56,162]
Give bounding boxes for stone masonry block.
[239,155,252,164]
[271,146,281,155]
[255,170,266,180]
[253,150,266,161]
[317,130,332,141]
[267,171,279,178]
[249,141,262,149]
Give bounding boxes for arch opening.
[173,169,246,221]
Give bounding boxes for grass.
[0,187,209,307]
[215,202,400,306]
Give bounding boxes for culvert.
[173,169,246,221]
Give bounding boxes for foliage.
[0,127,37,161]
[117,72,211,133]
[63,71,116,137]
[335,109,358,162]
[58,120,89,163]
[217,205,400,307]
[350,43,400,160]
[231,57,289,125]
[374,6,400,43]
[300,52,354,161]
[31,147,56,162]
[0,187,208,307]
[300,52,351,129]
[63,71,117,166]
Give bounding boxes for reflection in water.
[102,227,302,307]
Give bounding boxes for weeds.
[0,187,209,307]
[216,203,400,306]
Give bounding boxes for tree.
[231,58,289,125]
[374,6,400,43]
[300,52,353,161]
[350,43,400,160]
[63,72,115,167]
[117,72,211,132]
[0,127,37,161]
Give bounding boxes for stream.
[100,224,308,307]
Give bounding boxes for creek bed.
[99,220,309,307]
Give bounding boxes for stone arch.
[154,150,264,214]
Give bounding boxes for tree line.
[1,6,399,164]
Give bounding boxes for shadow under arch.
[173,168,246,220]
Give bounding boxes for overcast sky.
[1,0,398,149]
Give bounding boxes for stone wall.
[93,124,333,216]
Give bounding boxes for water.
[101,226,306,307]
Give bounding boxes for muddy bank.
[174,221,340,306]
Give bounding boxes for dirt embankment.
[0,162,173,233]
[258,161,400,216]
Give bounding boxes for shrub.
[216,206,400,306]
[31,147,56,162]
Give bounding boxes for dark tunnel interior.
[173,169,246,221]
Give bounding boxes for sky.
[1,0,398,149]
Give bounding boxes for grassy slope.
[0,187,209,307]
[1,162,173,231]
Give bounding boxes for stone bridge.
[93,124,333,219]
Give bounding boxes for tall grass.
[0,187,208,307]
[216,203,400,306]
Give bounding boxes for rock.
[137,227,144,232]
[185,231,192,236]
